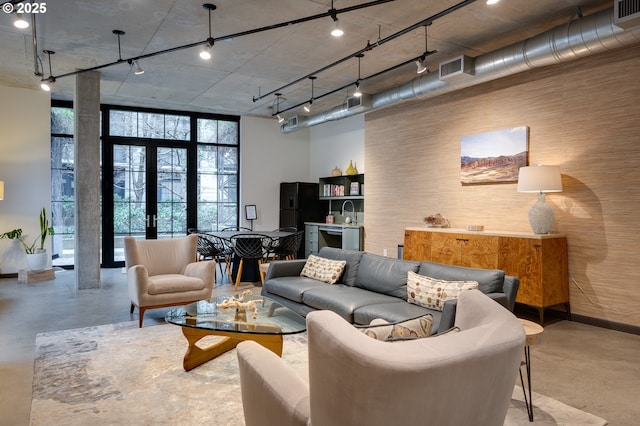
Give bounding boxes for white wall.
[0,86,52,274]
[309,115,365,179]
[240,116,312,230]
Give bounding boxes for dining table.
[209,230,294,283]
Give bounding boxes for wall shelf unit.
[319,174,364,200]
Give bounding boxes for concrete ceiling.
[0,0,611,118]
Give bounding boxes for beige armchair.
[124,235,215,327]
[237,289,525,426]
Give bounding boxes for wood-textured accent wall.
[364,44,640,327]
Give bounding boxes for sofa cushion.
[300,254,347,284]
[353,302,442,332]
[317,247,363,286]
[263,276,328,303]
[418,262,504,294]
[354,253,420,298]
[360,314,433,341]
[302,285,400,323]
[407,270,478,311]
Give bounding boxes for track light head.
[200,37,215,60]
[416,57,429,74]
[41,76,55,92]
[129,59,145,75]
[13,14,29,29]
[331,18,344,37]
[353,81,362,97]
[277,114,285,123]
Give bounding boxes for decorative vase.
[345,160,357,175]
[26,250,48,271]
[331,166,342,176]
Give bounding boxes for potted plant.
[1,207,55,271]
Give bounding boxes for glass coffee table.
[165,294,306,371]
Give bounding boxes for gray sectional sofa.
[262,247,519,334]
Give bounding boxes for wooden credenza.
[403,228,569,323]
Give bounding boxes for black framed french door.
[102,141,193,267]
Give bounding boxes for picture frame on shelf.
[349,182,360,196]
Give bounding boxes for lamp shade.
[0,181,4,200]
[517,165,562,193]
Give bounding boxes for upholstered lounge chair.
[124,235,215,327]
[237,289,525,426]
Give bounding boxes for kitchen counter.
[304,222,364,228]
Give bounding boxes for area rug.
[31,322,607,426]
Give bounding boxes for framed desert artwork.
[460,126,529,185]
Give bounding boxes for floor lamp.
[517,165,562,234]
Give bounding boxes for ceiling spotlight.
[304,76,316,113]
[274,93,286,123]
[200,4,217,60]
[128,59,145,75]
[329,0,343,37]
[416,24,435,74]
[41,50,56,92]
[200,41,213,60]
[353,53,363,97]
[13,14,29,29]
[416,58,429,74]
[331,19,344,37]
[353,81,362,98]
[486,0,500,4]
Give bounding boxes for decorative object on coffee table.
[216,289,263,319]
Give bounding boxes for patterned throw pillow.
[407,270,478,312]
[300,254,347,284]
[360,314,433,341]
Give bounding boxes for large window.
[50,102,240,268]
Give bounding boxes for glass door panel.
[113,144,147,262]
[156,147,187,239]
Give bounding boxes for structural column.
[74,71,101,289]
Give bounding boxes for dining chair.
[270,230,304,260]
[230,233,274,290]
[188,228,231,285]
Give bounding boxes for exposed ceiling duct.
[281,7,640,133]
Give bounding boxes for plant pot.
[26,251,48,271]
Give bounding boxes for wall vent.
[439,55,474,81]
[346,94,371,110]
[614,0,640,28]
[287,115,298,128]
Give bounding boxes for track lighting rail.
[39,0,395,84]
[275,52,432,115]
[253,0,477,103]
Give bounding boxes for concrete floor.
[1,268,639,425]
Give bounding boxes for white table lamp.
[517,165,562,234]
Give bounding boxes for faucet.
[341,200,356,225]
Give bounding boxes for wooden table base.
[181,326,284,371]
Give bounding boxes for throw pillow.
[407,270,478,311]
[360,314,433,341]
[300,254,347,284]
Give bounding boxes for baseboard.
[514,303,640,336]
[569,313,640,336]
[0,273,18,278]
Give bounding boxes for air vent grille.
[439,55,474,81]
[346,94,371,110]
[615,0,640,28]
[287,115,298,128]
